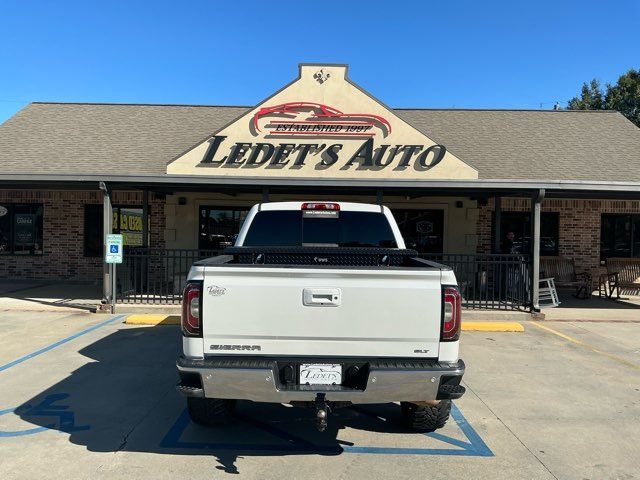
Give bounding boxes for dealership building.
[1,64,639,311]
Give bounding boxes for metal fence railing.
[117,248,532,310]
[421,253,532,310]
[117,248,221,304]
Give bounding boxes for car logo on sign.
[207,285,226,296]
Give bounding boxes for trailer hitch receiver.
[315,393,329,432]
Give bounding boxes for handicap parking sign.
[105,234,123,264]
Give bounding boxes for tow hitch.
[315,393,330,432]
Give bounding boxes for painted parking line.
[0,314,125,373]
[160,402,493,457]
[0,393,89,438]
[344,404,493,456]
[531,321,640,372]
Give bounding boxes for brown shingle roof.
[396,108,640,181]
[0,103,248,175]
[1,102,638,181]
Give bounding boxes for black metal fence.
[117,248,532,310]
[117,248,220,304]
[421,253,531,310]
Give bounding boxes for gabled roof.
[1,102,639,182]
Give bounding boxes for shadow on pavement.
[554,291,640,310]
[15,325,429,473]
[0,282,101,312]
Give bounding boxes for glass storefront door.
[198,206,249,250]
[498,212,560,256]
[392,209,444,254]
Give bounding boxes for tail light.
[181,282,202,337]
[301,202,340,211]
[441,286,461,341]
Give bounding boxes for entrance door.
[199,206,249,250]
[392,209,444,254]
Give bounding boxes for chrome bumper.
[176,356,465,404]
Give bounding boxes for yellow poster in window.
[115,208,144,247]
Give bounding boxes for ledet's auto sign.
[167,65,478,180]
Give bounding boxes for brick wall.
[0,189,165,282]
[477,198,640,278]
[3,188,639,284]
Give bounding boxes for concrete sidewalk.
[0,281,101,313]
[0,281,187,314]
[541,292,640,322]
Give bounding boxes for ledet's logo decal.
[252,102,392,138]
[207,285,227,296]
[300,365,342,384]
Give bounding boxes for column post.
[99,182,113,305]
[376,189,383,205]
[142,189,149,248]
[531,189,545,311]
[493,196,502,253]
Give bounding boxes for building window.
[0,204,44,255]
[116,207,146,247]
[199,206,249,250]
[496,212,559,256]
[84,205,149,257]
[600,214,640,259]
[392,209,444,254]
[84,205,103,257]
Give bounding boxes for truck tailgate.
[202,266,441,358]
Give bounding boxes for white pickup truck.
[176,201,465,432]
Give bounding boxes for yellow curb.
[125,314,180,325]
[124,315,524,332]
[461,321,524,332]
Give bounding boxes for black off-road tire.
[401,400,452,432]
[187,397,236,426]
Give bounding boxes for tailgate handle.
[303,288,341,307]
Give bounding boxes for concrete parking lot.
[0,312,639,480]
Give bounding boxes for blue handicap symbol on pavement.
[109,245,119,253]
[0,393,90,438]
[160,403,493,457]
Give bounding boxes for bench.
[540,256,592,299]
[605,258,640,297]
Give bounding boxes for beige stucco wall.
[164,192,479,254]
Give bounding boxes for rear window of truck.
[243,210,398,248]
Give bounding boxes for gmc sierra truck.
[176,201,465,432]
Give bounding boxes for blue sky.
[0,0,638,123]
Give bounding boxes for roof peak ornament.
[313,69,331,84]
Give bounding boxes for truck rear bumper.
[176,356,465,404]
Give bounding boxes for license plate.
[299,364,342,385]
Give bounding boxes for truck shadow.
[14,325,422,474]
